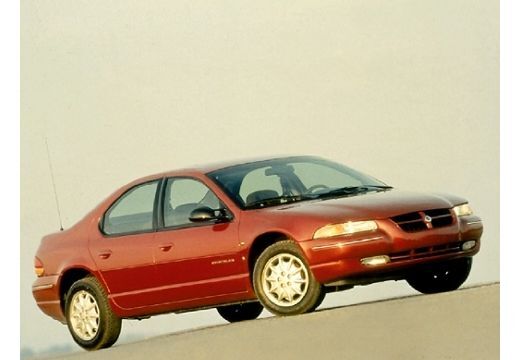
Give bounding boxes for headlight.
[453,203,473,217]
[313,220,378,239]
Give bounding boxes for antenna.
[45,137,64,231]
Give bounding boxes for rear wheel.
[65,276,122,350]
[216,302,264,323]
[406,257,472,294]
[253,240,323,315]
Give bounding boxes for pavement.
[53,283,499,360]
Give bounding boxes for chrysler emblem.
[424,215,433,229]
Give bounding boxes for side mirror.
[189,207,216,222]
[189,207,231,223]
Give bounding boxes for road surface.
[53,283,499,360]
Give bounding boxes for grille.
[389,241,463,261]
[391,208,454,232]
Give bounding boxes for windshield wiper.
[246,194,311,209]
[316,185,392,199]
[246,185,393,208]
[364,185,393,190]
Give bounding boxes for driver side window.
[239,167,282,205]
[163,178,221,228]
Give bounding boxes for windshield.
[207,156,391,209]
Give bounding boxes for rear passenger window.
[103,181,159,235]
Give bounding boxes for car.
[32,155,483,350]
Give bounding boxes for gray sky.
[21,0,499,355]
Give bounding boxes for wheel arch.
[247,231,295,283]
[59,267,98,313]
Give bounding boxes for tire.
[310,286,326,311]
[253,240,323,316]
[65,276,122,350]
[216,301,264,323]
[406,257,472,294]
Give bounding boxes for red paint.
[32,156,483,323]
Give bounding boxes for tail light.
[34,257,45,277]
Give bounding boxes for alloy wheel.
[69,290,100,341]
[261,253,309,307]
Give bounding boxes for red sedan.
[32,156,483,350]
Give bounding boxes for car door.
[153,177,248,306]
[89,180,161,309]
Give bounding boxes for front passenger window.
[163,178,222,228]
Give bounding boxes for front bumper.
[300,215,483,284]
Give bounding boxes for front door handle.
[159,244,173,252]
[98,250,112,259]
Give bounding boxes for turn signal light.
[34,257,45,277]
[462,240,477,251]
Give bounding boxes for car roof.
[130,155,315,185]
[193,155,309,173]
[169,155,315,175]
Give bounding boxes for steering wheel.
[305,184,330,194]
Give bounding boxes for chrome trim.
[311,236,383,251]
[32,284,54,291]
[466,220,483,226]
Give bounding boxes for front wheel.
[65,276,122,350]
[253,240,323,316]
[216,302,264,323]
[406,257,472,294]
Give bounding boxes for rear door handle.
[159,244,173,252]
[98,250,112,259]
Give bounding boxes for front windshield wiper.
[245,185,393,208]
[246,194,312,209]
[315,185,393,199]
[364,185,393,190]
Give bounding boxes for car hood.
[271,189,467,221]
